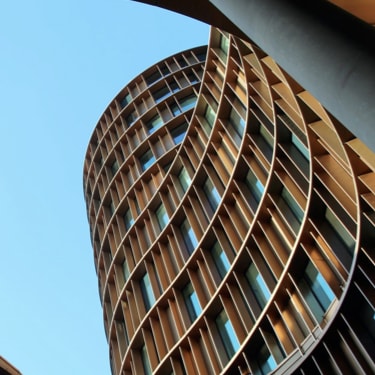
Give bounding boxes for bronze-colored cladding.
[84,30,375,375]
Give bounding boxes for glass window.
[140,272,156,311]
[215,309,240,358]
[177,57,187,67]
[299,262,335,323]
[156,203,169,230]
[256,344,277,375]
[187,72,198,83]
[122,259,130,281]
[220,34,230,56]
[245,263,271,309]
[119,319,129,345]
[170,103,182,116]
[111,159,119,176]
[203,177,221,211]
[146,70,161,86]
[168,79,179,93]
[141,345,152,375]
[292,133,309,160]
[109,201,115,216]
[204,104,216,127]
[259,123,273,148]
[229,108,246,146]
[140,149,156,171]
[171,122,188,144]
[126,110,137,127]
[179,94,197,111]
[211,241,230,279]
[160,64,169,76]
[281,188,303,223]
[196,51,206,62]
[245,169,264,203]
[180,219,198,255]
[278,187,304,235]
[120,93,132,109]
[153,86,170,103]
[146,114,163,134]
[178,167,191,193]
[182,282,202,322]
[325,207,355,253]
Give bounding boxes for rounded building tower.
[83,31,375,375]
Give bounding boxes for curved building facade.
[83,29,375,375]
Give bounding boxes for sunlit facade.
[83,7,375,375]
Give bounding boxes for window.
[122,259,130,282]
[177,57,187,67]
[126,110,137,126]
[171,122,188,144]
[179,94,197,111]
[228,108,246,146]
[182,282,202,322]
[140,272,156,311]
[160,64,169,76]
[170,103,182,116]
[203,104,216,135]
[292,133,309,160]
[123,209,134,230]
[120,93,132,109]
[156,203,169,230]
[141,345,152,375]
[146,114,163,134]
[211,241,230,279]
[215,310,240,359]
[203,177,221,211]
[259,123,273,148]
[109,201,115,216]
[245,168,264,203]
[245,263,271,309]
[298,262,335,323]
[178,167,191,193]
[325,207,355,253]
[282,188,303,222]
[278,187,304,234]
[180,219,198,255]
[220,34,230,56]
[118,319,129,346]
[111,160,119,176]
[140,150,156,171]
[153,86,170,103]
[146,70,161,85]
[187,72,198,83]
[196,51,206,62]
[168,79,179,93]
[255,344,277,375]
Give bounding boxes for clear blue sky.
[0,1,208,374]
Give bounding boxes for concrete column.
[210,0,375,151]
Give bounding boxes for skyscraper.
[83,3,375,374]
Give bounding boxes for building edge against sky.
[83,2,375,375]
[0,356,22,375]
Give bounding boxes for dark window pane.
[140,273,156,311]
[182,283,202,321]
[140,150,156,171]
[215,310,239,358]
[171,122,188,144]
[181,219,198,255]
[146,70,161,85]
